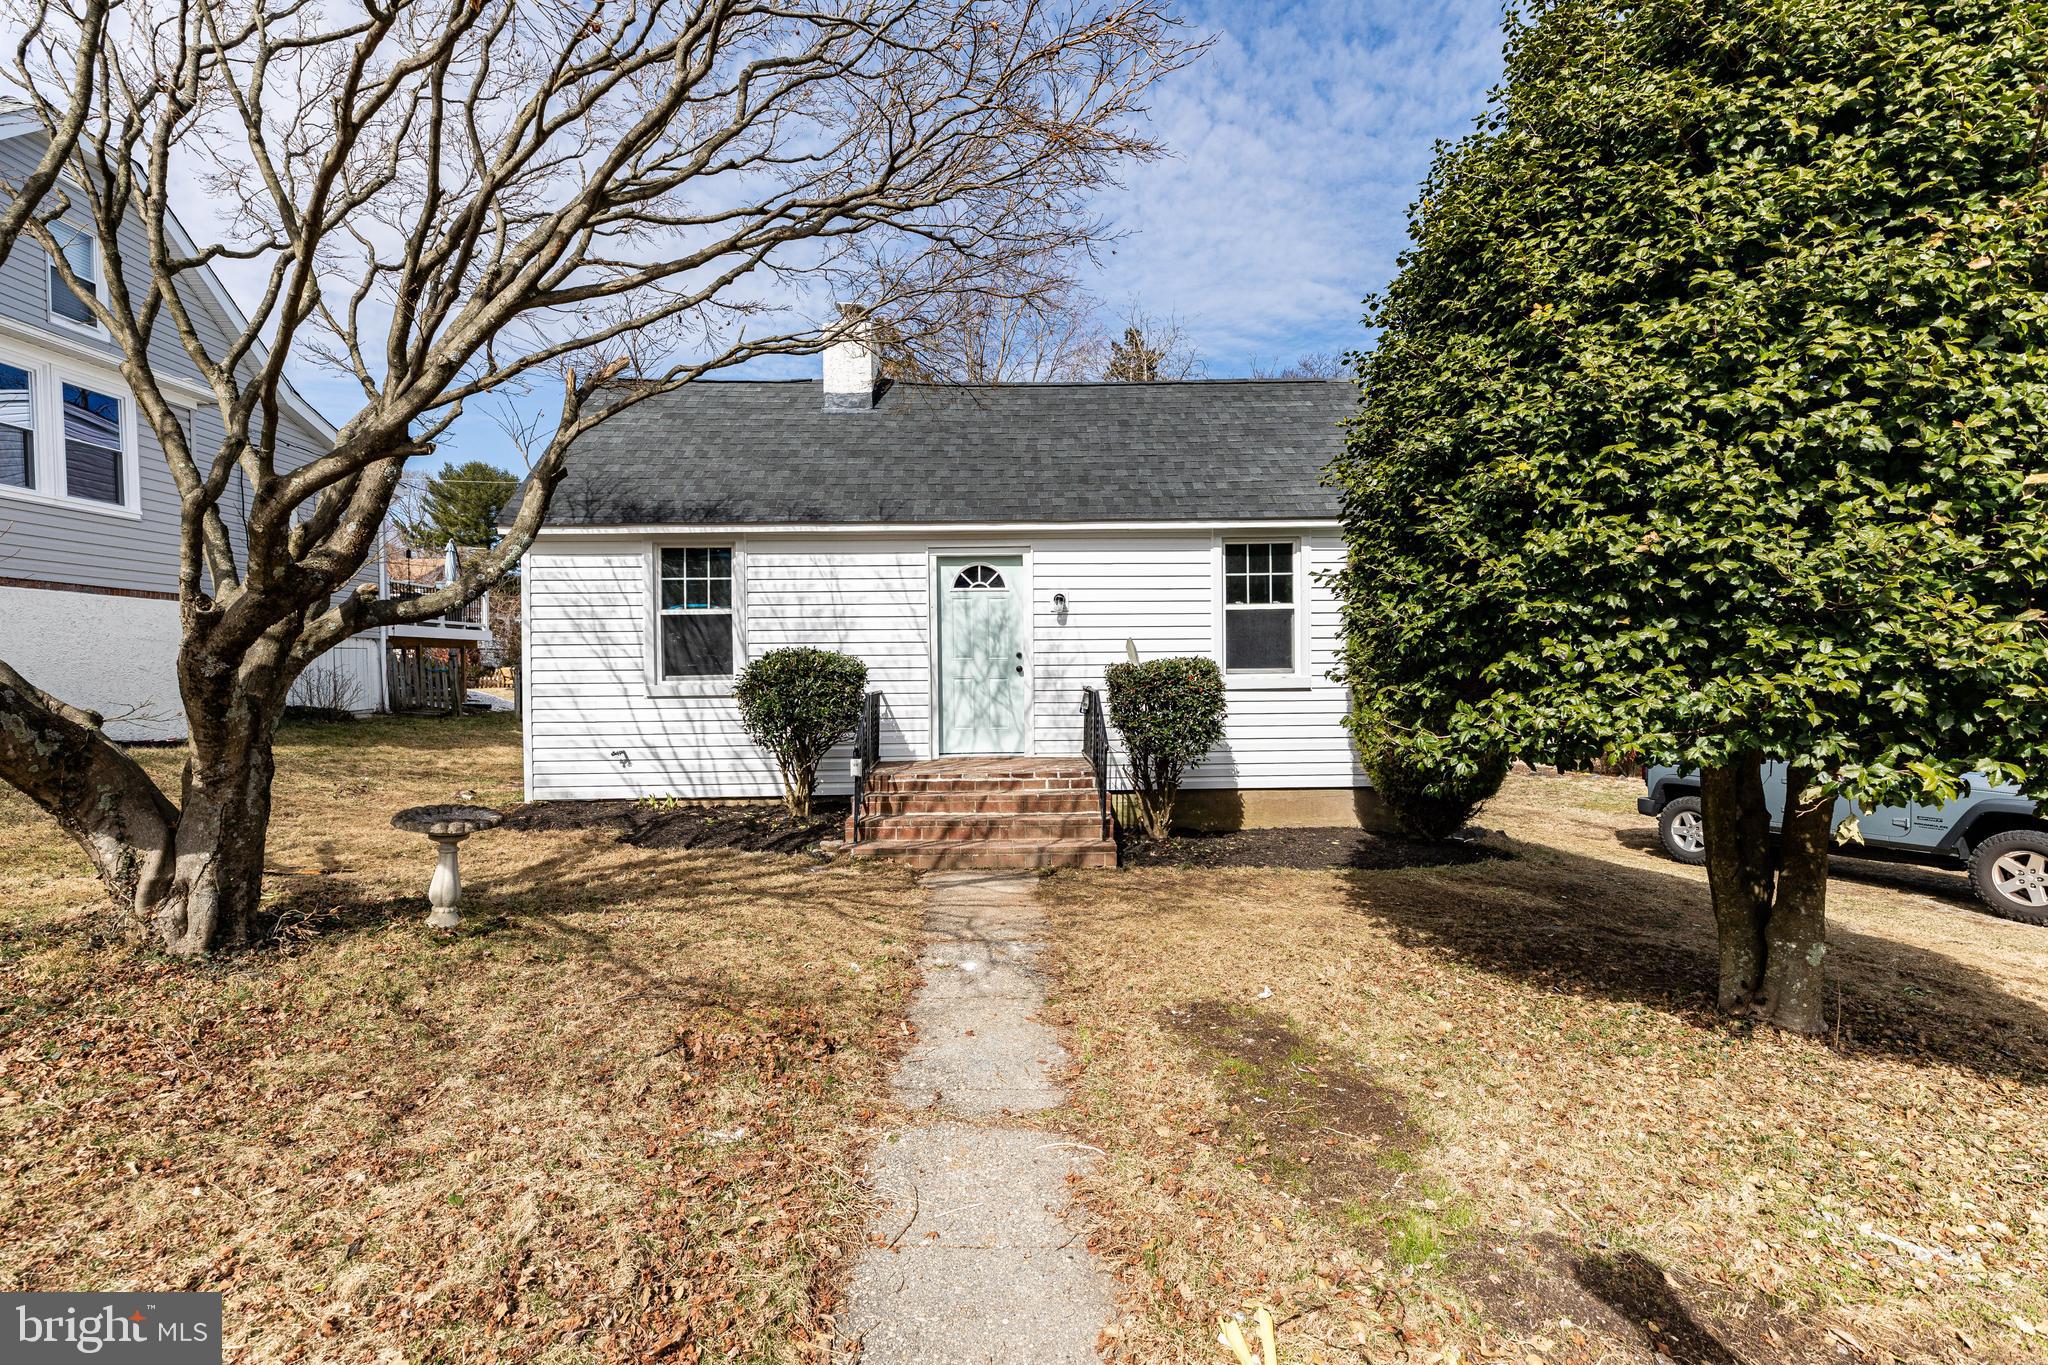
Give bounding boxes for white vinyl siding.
[523,527,1364,801]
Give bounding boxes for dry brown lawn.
[0,714,925,1364]
[9,727,2048,1365]
[1041,769,2048,1365]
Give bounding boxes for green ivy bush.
[1104,657,1226,838]
[733,648,869,820]
[1354,719,1508,842]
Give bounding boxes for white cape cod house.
[520,330,1367,864]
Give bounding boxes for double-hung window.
[48,223,99,328]
[0,364,32,489]
[1222,541,1297,674]
[0,346,135,513]
[658,546,735,679]
[62,383,124,504]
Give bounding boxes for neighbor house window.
[0,364,32,489]
[48,223,98,327]
[1223,541,1296,672]
[658,546,734,678]
[62,383,123,504]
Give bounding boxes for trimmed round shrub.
[1104,657,1226,838]
[734,648,869,819]
[1355,722,1508,842]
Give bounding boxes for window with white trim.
[0,364,32,489]
[0,347,137,514]
[1222,541,1296,673]
[62,383,124,504]
[658,546,735,678]
[49,223,99,327]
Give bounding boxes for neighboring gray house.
[0,115,480,737]
[520,326,1366,865]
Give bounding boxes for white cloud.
[1087,0,1505,372]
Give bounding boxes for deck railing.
[849,691,881,845]
[1080,685,1112,841]
[389,586,486,627]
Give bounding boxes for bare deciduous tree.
[1101,302,1200,380]
[0,0,109,266]
[1248,352,1345,380]
[883,271,1108,382]
[0,0,1192,954]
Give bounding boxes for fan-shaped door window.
[951,563,1007,591]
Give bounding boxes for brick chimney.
[822,303,881,410]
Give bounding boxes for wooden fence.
[387,645,473,715]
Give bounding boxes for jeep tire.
[1968,829,2048,926]
[1657,795,1708,866]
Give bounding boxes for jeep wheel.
[1657,796,1708,866]
[1969,830,2048,926]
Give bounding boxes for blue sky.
[278,0,1509,477]
[1093,0,1507,375]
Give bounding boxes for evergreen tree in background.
[1101,306,1200,381]
[1103,324,1166,381]
[397,460,520,549]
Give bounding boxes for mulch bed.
[501,797,848,854]
[1118,824,1502,871]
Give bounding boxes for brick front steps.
[846,758,1116,869]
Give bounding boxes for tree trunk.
[2,648,287,956]
[149,739,277,954]
[1698,758,1835,1036]
[1135,756,1175,838]
[1754,773,1833,1036]
[1699,756,1774,1011]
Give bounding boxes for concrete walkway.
[835,871,1113,1363]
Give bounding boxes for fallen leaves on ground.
[0,715,924,1363]
[1039,770,2048,1364]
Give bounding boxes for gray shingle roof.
[538,378,1353,527]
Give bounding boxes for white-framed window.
[657,545,736,680]
[0,339,140,517]
[1222,540,1298,673]
[48,222,100,329]
[61,382,124,504]
[0,363,33,490]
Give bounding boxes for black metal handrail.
[850,690,881,845]
[1080,686,1111,841]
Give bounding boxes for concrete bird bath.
[391,804,503,930]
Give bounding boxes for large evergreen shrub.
[1354,718,1509,842]
[1331,0,2048,1032]
[1104,657,1226,838]
[734,648,869,820]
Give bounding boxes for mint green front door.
[937,555,1027,754]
